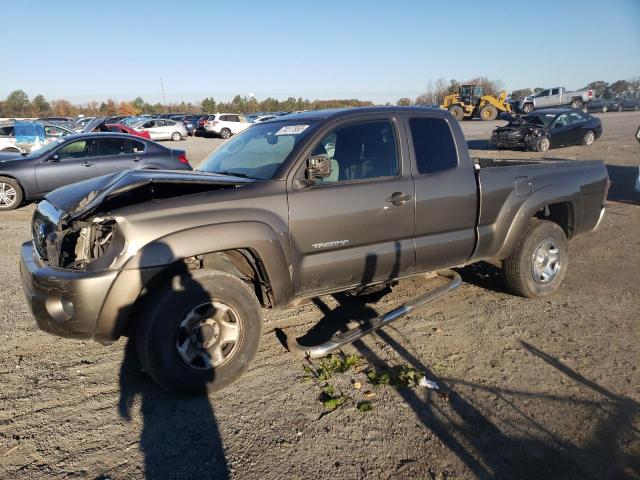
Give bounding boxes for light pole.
[160,77,167,113]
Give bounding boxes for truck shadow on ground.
[301,293,639,479]
[606,164,640,205]
[117,245,229,480]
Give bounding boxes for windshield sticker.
[275,125,309,135]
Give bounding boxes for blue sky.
[1,0,639,104]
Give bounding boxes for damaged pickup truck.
[20,107,609,394]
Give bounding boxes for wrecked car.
[20,107,609,395]
[491,109,602,152]
[0,132,190,210]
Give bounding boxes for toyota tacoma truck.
[20,107,609,395]
[520,87,594,113]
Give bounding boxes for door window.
[551,88,560,95]
[566,112,585,125]
[409,117,457,174]
[309,120,398,184]
[98,138,135,156]
[56,139,96,160]
[537,90,549,97]
[552,114,569,129]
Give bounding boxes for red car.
[105,123,151,139]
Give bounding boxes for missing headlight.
[60,218,124,270]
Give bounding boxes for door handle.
[386,192,412,206]
[82,161,94,167]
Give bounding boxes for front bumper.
[20,241,118,340]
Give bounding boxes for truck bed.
[471,157,608,260]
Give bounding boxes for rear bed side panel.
[474,161,608,261]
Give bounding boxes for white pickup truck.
[520,87,594,113]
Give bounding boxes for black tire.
[220,128,231,139]
[480,105,498,121]
[171,132,182,141]
[570,98,583,110]
[448,105,464,121]
[503,219,568,298]
[136,269,262,395]
[582,129,595,146]
[522,103,534,113]
[0,176,23,210]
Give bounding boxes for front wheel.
[503,219,568,298]
[480,105,498,121]
[0,177,23,210]
[534,136,550,152]
[136,270,263,395]
[522,103,533,113]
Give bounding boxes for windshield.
[196,120,317,179]
[24,138,65,158]
[525,113,555,127]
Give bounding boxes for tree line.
[0,91,373,118]
[2,76,638,117]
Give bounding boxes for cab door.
[405,115,477,271]
[287,117,415,295]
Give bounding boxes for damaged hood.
[44,169,255,223]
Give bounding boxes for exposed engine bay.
[491,115,548,151]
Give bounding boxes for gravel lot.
[0,113,638,480]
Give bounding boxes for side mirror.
[48,154,60,162]
[306,155,332,183]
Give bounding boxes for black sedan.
[491,109,602,152]
[586,97,617,113]
[0,132,191,210]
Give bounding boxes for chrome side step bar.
[285,269,462,359]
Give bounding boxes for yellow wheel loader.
[440,84,512,121]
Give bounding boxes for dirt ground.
[0,113,638,480]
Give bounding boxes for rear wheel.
[448,105,464,121]
[570,98,583,110]
[136,270,263,395]
[480,105,498,121]
[171,132,182,141]
[220,128,232,139]
[618,105,623,112]
[582,130,595,146]
[503,219,568,298]
[0,177,22,210]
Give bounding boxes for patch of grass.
[356,401,373,413]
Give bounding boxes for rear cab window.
[408,117,457,174]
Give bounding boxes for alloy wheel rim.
[175,301,242,370]
[540,138,550,151]
[0,182,17,207]
[585,132,594,145]
[531,238,561,284]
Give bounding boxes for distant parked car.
[612,97,640,112]
[586,97,617,113]
[181,115,205,135]
[491,108,602,152]
[134,119,188,141]
[0,132,191,210]
[105,123,151,139]
[0,122,74,153]
[203,113,251,139]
